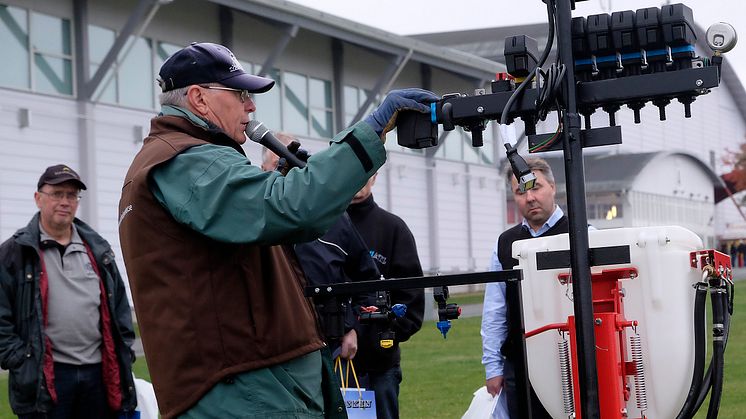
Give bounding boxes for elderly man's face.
[34,181,81,232]
[196,85,256,144]
[261,151,280,172]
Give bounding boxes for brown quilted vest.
[118,116,323,418]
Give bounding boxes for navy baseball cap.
[158,42,275,93]
[37,164,87,190]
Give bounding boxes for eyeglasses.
[199,85,252,103]
[38,191,82,202]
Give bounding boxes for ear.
[34,191,42,209]
[370,172,378,186]
[185,85,210,115]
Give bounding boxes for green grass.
[1,289,743,418]
[448,291,486,307]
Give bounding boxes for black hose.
[691,283,732,416]
[675,282,708,419]
[706,288,727,419]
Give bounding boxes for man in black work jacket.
[346,173,425,419]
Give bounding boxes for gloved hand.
[276,140,310,175]
[364,88,439,140]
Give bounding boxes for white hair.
[158,86,189,107]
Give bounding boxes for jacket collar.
[347,194,377,217]
[149,110,247,157]
[14,212,110,261]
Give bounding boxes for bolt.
[595,318,602,325]
[621,407,628,417]
[695,79,703,87]
[326,286,332,292]
[314,287,320,293]
[476,106,485,114]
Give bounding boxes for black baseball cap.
[158,42,275,93]
[37,164,87,190]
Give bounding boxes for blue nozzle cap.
[391,304,407,318]
[436,320,451,339]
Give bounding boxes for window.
[282,71,309,136]
[88,25,117,102]
[0,5,29,89]
[253,68,281,132]
[344,85,378,128]
[309,77,332,138]
[0,5,72,95]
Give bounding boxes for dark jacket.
[118,116,343,418]
[346,194,424,373]
[295,213,380,342]
[0,213,137,415]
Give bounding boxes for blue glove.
[364,88,439,140]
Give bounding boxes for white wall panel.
[435,160,469,272]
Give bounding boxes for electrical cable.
[537,63,566,121]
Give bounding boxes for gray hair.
[261,132,295,163]
[505,157,555,184]
[158,86,189,107]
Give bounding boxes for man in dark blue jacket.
[0,165,136,418]
[262,135,381,360]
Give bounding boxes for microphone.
[245,120,307,169]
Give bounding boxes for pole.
[555,0,601,417]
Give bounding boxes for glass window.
[117,36,152,109]
[253,68,281,131]
[34,55,72,95]
[282,71,309,136]
[0,5,29,89]
[31,12,70,55]
[309,77,332,137]
[343,85,359,126]
[31,11,72,95]
[88,25,117,103]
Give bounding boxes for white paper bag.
[462,386,509,419]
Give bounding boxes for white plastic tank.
[513,226,703,419]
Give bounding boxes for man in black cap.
[0,164,137,418]
[117,42,437,418]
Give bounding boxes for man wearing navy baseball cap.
[118,42,438,418]
[0,164,136,418]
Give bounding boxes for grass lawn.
[1,287,743,418]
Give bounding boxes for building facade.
[0,0,513,285]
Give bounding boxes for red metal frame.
[526,250,732,418]
[526,267,640,419]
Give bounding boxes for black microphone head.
[245,120,267,143]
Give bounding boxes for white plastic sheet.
[461,386,509,419]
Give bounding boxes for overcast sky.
[289,0,745,84]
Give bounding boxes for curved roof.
[541,151,721,194]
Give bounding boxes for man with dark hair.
[481,157,562,418]
[346,173,425,419]
[117,42,437,418]
[0,164,136,418]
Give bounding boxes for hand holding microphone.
[246,120,307,169]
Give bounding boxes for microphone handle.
[259,134,307,169]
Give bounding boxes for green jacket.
[119,110,384,418]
